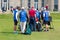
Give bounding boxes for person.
[2,6,5,13]
[40,7,44,25]
[13,6,20,33]
[29,7,36,31]
[19,7,28,33]
[10,6,13,13]
[45,4,49,10]
[35,9,42,31]
[35,9,41,22]
[43,8,50,31]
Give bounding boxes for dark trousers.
[29,17,36,31]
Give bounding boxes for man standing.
[35,9,42,31]
[43,8,50,31]
[29,7,36,31]
[19,7,28,33]
[35,9,41,21]
[13,6,20,33]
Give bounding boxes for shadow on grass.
[0,32,14,34]
[0,32,31,35]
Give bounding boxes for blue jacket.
[20,10,27,22]
[13,9,18,21]
[43,11,49,21]
[36,10,40,20]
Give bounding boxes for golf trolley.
[48,16,54,30]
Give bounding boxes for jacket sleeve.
[16,11,19,21]
[43,11,45,17]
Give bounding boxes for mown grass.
[51,13,60,20]
[0,13,60,40]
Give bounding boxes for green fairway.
[0,13,60,40]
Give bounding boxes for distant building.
[0,0,60,11]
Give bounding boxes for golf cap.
[21,7,25,9]
[44,8,46,11]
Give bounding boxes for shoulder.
[46,10,50,13]
[43,11,46,13]
[16,9,18,11]
[44,10,49,13]
[48,11,49,12]
[23,10,27,13]
[29,9,32,11]
[24,10,27,12]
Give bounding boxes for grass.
[0,13,60,40]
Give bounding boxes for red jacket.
[29,9,36,17]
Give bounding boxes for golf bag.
[25,23,31,35]
[35,18,42,31]
[36,22,42,31]
[48,16,54,29]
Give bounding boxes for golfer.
[43,8,50,31]
[13,6,20,33]
[19,7,28,33]
[29,7,36,31]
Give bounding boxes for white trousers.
[20,21,26,33]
